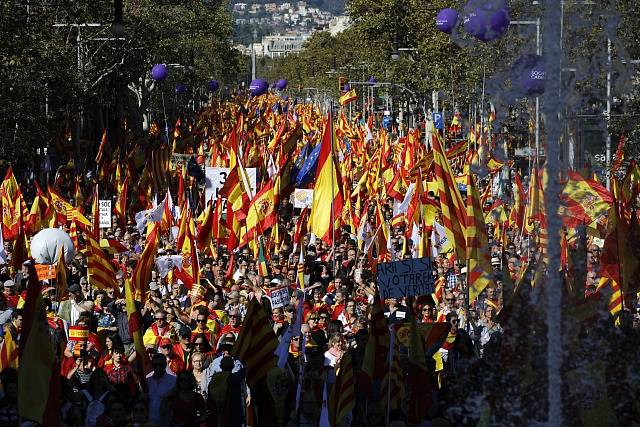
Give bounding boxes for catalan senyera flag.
[466,174,493,302]
[150,145,171,193]
[239,178,276,247]
[0,322,19,371]
[432,133,467,260]
[18,263,59,426]
[232,298,278,388]
[329,351,356,426]
[339,88,358,106]
[359,302,390,396]
[86,235,118,293]
[132,223,159,297]
[309,113,343,245]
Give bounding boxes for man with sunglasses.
[191,309,218,347]
[217,309,242,340]
[143,309,176,350]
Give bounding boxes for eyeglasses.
[229,314,239,318]
[194,342,204,346]
[196,319,207,323]
[445,298,454,302]
[155,317,166,321]
[451,319,459,323]
[422,308,432,312]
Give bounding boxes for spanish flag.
[339,89,358,106]
[309,113,343,245]
[239,178,276,248]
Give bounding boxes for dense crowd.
[0,99,639,427]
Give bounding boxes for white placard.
[99,200,111,228]
[292,188,313,209]
[205,167,257,211]
[270,286,291,309]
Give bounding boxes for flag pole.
[330,102,337,277]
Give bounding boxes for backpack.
[81,390,109,427]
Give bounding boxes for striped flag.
[174,209,199,290]
[150,146,170,193]
[359,302,390,396]
[329,352,356,426]
[86,235,118,293]
[132,224,159,297]
[432,133,467,260]
[466,174,493,302]
[309,112,344,245]
[91,184,100,238]
[232,298,278,388]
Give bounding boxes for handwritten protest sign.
[269,286,291,309]
[99,200,111,228]
[377,257,434,299]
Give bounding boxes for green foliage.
[0,0,239,167]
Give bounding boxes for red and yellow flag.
[132,223,159,297]
[309,113,343,245]
[432,133,467,260]
[466,174,493,301]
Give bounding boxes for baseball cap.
[3,280,14,288]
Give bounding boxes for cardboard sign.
[99,200,111,228]
[205,167,257,210]
[292,189,313,208]
[377,257,435,299]
[269,286,291,309]
[35,264,56,280]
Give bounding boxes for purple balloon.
[436,8,459,34]
[276,78,288,90]
[367,76,378,85]
[463,0,510,42]
[175,83,186,95]
[464,10,488,40]
[207,80,219,92]
[487,8,510,39]
[151,64,168,81]
[249,79,269,97]
[343,84,350,92]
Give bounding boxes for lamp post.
[510,19,541,165]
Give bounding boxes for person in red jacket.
[2,281,18,309]
[160,338,186,375]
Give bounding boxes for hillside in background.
[231,0,346,15]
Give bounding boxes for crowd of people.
[0,96,639,427]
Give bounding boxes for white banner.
[99,200,111,228]
[205,167,257,211]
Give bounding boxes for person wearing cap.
[2,280,18,309]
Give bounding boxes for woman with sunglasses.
[190,333,214,361]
